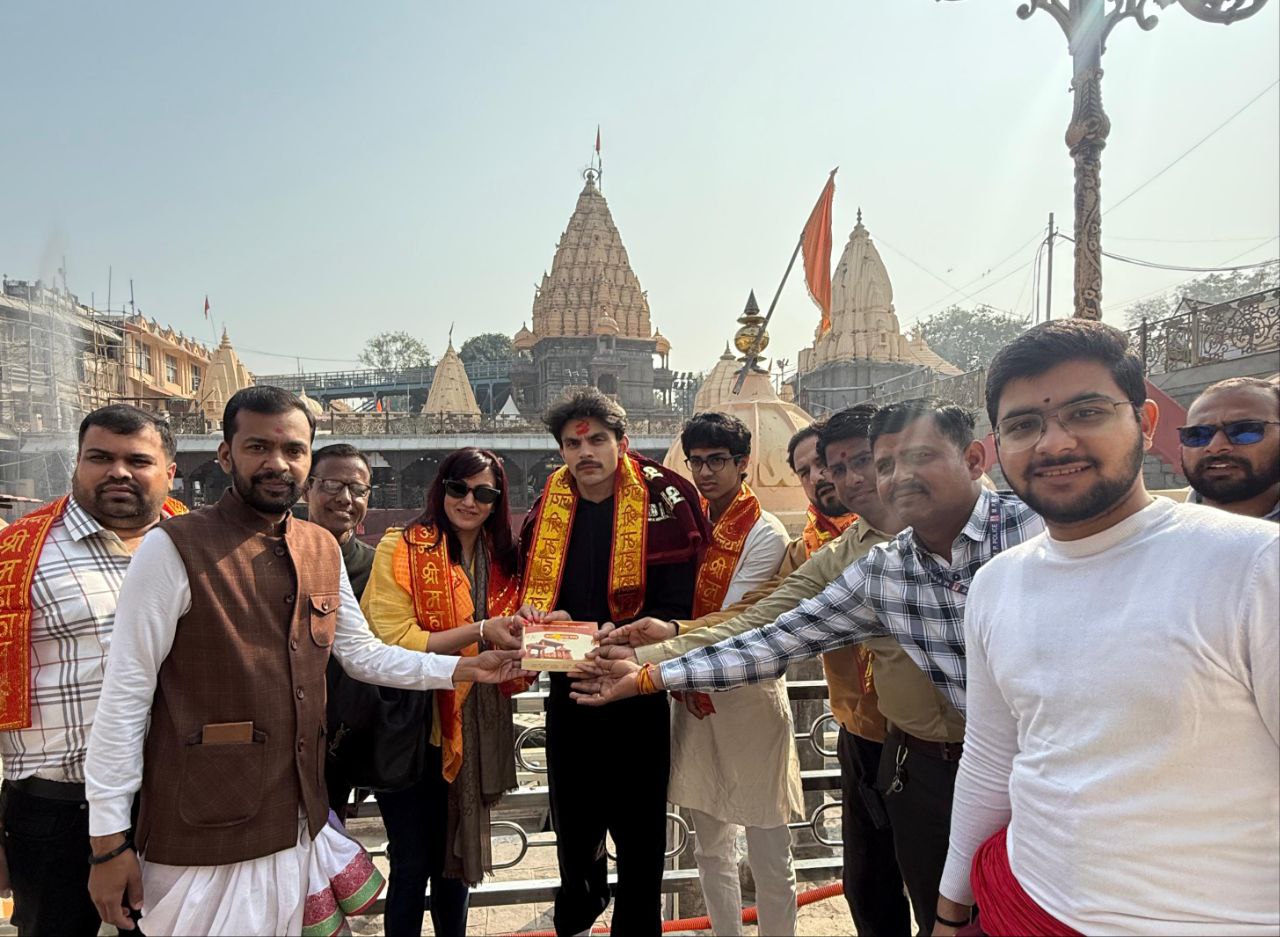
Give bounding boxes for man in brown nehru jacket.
[84,386,522,936]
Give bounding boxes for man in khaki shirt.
[601,408,965,934]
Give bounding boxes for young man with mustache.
[572,397,1044,933]
[84,387,523,936]
[937,321,1278,936]
[1178,376,1279,521]
[0,405,187,936]
[518,387,708,937]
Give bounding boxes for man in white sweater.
[937,320,1279,936]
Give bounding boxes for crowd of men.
[0,317,1276,937]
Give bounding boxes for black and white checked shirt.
[658,488,1045,716]
[0,497,133,782]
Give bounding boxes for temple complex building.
[795,210,959,413]
[510,168,674,418]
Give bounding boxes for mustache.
[1196,454,1250,470]
[890,483,927,499]
[1027,454,1098,473]
[250,471,299,487]
[96,479,140,496]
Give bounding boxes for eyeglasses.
[995,396,1137,453]
[310,478,372,499]
[684,454,742,473]
[1177,420,1279,448]
[443,479,502,504]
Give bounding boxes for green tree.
[459,332,513,367]
[1122,267,1279,329]
[916,304,1029,372]
[359,331,432,371]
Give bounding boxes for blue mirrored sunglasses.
[1177,420,1279,448]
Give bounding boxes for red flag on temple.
[595,126,601,154]
[203,295,210,319]
[801,169,837,335]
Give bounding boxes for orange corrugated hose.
[500,880,845,936]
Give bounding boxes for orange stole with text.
[520,452,648,621]
[692,484,761,618]
[0,495,187,730]
[405,525,520,782]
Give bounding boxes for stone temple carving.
[799,211,958,376]
[511,169,672,417]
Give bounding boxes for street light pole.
[943,0,1269,319]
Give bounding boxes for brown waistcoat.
[135,490,341,866]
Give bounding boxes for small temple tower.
[423,337,482,421]
[664,291,816,533]
[198,329,254,423]
[795,210,958,410]
[510,165,673,416]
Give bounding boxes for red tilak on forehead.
[575,420,591,437]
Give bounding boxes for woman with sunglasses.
[360,447,527,937]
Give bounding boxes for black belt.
[888,726,964,763]
[3,776,87,802]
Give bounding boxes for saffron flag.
[595,126,601,154]
[375,398,383,413]
[801,169,837,335]
[203,295,210,319]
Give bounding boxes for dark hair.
[680,411,752,458]
[1197,376,1280,408]
[78,404,176,461]
[985,319,1145,424]
[223,386,317,444]
[869,397,976,451]
[817,403,877,460]
[786,424,823,471]
[311,443,371,476]
[406,447,517,577]
[543,388,627,442]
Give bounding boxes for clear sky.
[3,1,1277,378]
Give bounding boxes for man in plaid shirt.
[0,405,180,936]
[573,397,1044,930]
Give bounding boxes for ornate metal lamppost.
[942,0,1268,319]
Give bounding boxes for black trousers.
[837,728,912,935]
[546,678,670,937]
[879,736,960,936]
[374,745,471,937]
[1,780,101,937]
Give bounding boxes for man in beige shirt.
[601,407,965,933]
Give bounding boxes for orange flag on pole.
[801,169,837,335]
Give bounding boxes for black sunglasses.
[443,479,501,504]
[1177,420,1279,448]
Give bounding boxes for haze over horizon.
[3,1,1277,378]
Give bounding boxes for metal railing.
[256,360,512,394]
[346,678,845,914]
[1128,290,1279,375]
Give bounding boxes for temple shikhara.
[510,168,673,417]
[796,211,958,410]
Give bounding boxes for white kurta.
[85,527,461,936]
[667,509,805,828]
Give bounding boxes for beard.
[230,459,304,513]
[72,476,167,528]
[1183,453,1280,504]
[1013,436,1145,525]
[814,481,847,516]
